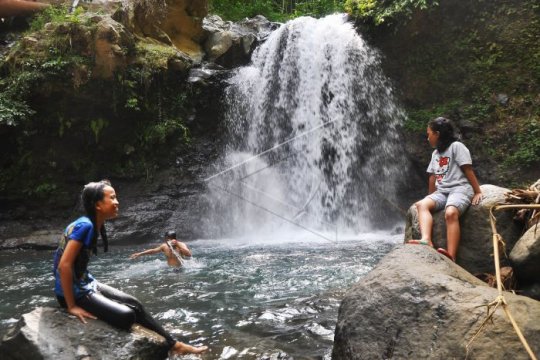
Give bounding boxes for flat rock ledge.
[333,245,540,360]
[0,307,169,360]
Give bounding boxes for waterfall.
[207,14,407,238]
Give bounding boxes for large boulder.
[203,15,280,68]
[404,184,523,274]
[333,245,540,359]
[5,13,135,80]
[118,0,208,61]
[92,16,133,78]
[0,307,169,360]
[0,229,57,249]
[510,225,540,285]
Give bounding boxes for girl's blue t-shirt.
[53,216,97,298]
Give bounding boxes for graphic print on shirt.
[52,224,75,275]
[434,156,450,184]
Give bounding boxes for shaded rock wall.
[0,6,275,246]
[357,0,540,190]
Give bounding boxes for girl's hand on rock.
[68,306,97,324]
[472,192,483,206]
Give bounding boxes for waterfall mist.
[206,14,408,239]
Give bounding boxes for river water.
[1,14,408,359]
[0,232,400,359]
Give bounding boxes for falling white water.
[207,14,407,238]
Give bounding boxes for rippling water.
[0,233,400,359]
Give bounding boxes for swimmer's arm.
[428,174,436,194]
[58,240,97,324]
[130,245,164,259]
[175,242,192,257]
[461,164,482,205]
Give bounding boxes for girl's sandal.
[407,239,430,246]
[437,248,455,262]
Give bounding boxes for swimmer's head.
[165,230,176,240]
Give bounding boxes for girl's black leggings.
[56,282,180,348]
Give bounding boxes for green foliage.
[344,0,438,25]
[293,0,345,18]
[209,0,346,21]
[0,91,36,126]
[28,5,84,32]
[0,2,200,199]
[136,88,191,147]
[23,182,58,198]
[142,117,190,146]
[0,68,42,126]
[209,0,283,21]
[0,54,88,126]
[405,100,463,132]
[90,118,108,142]
[135,42,179,72]
[125,97,140,111]
[505,119,540,167]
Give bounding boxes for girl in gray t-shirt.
[408,117,483,262]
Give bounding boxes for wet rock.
[203,14,278,68]
[5,13,135,81]
[0,230,57,249]
[237,15,281,40]
[205,30,234,60]
[187,62,228,86]
[0,307,169,360]
[118,0,208,61]
[510,225,540,284]
[259,351,293,360]
[404,184,523,274]
[93,17,132,78]
[456,119,478,133]
[495,93,509,106]
[333,245,540,360]
[220,346,239,359]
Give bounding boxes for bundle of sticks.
[505,178,540,230]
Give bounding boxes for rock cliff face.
[0,2,278,246]
[203,14,279,68]
[333,245,540,360]
[125,0,208,61]
[358,0,540,187]
[0,307,169,360]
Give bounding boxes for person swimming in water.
[130,231,191,268]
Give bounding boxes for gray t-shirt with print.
[427,141,473,193]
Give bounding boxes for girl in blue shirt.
[53,180,207,355]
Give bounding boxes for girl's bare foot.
[170,341,208,355]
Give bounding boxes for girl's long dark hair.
[81,180,110,254]
[428,117,459,153]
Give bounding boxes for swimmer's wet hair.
[165,230,176,239]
